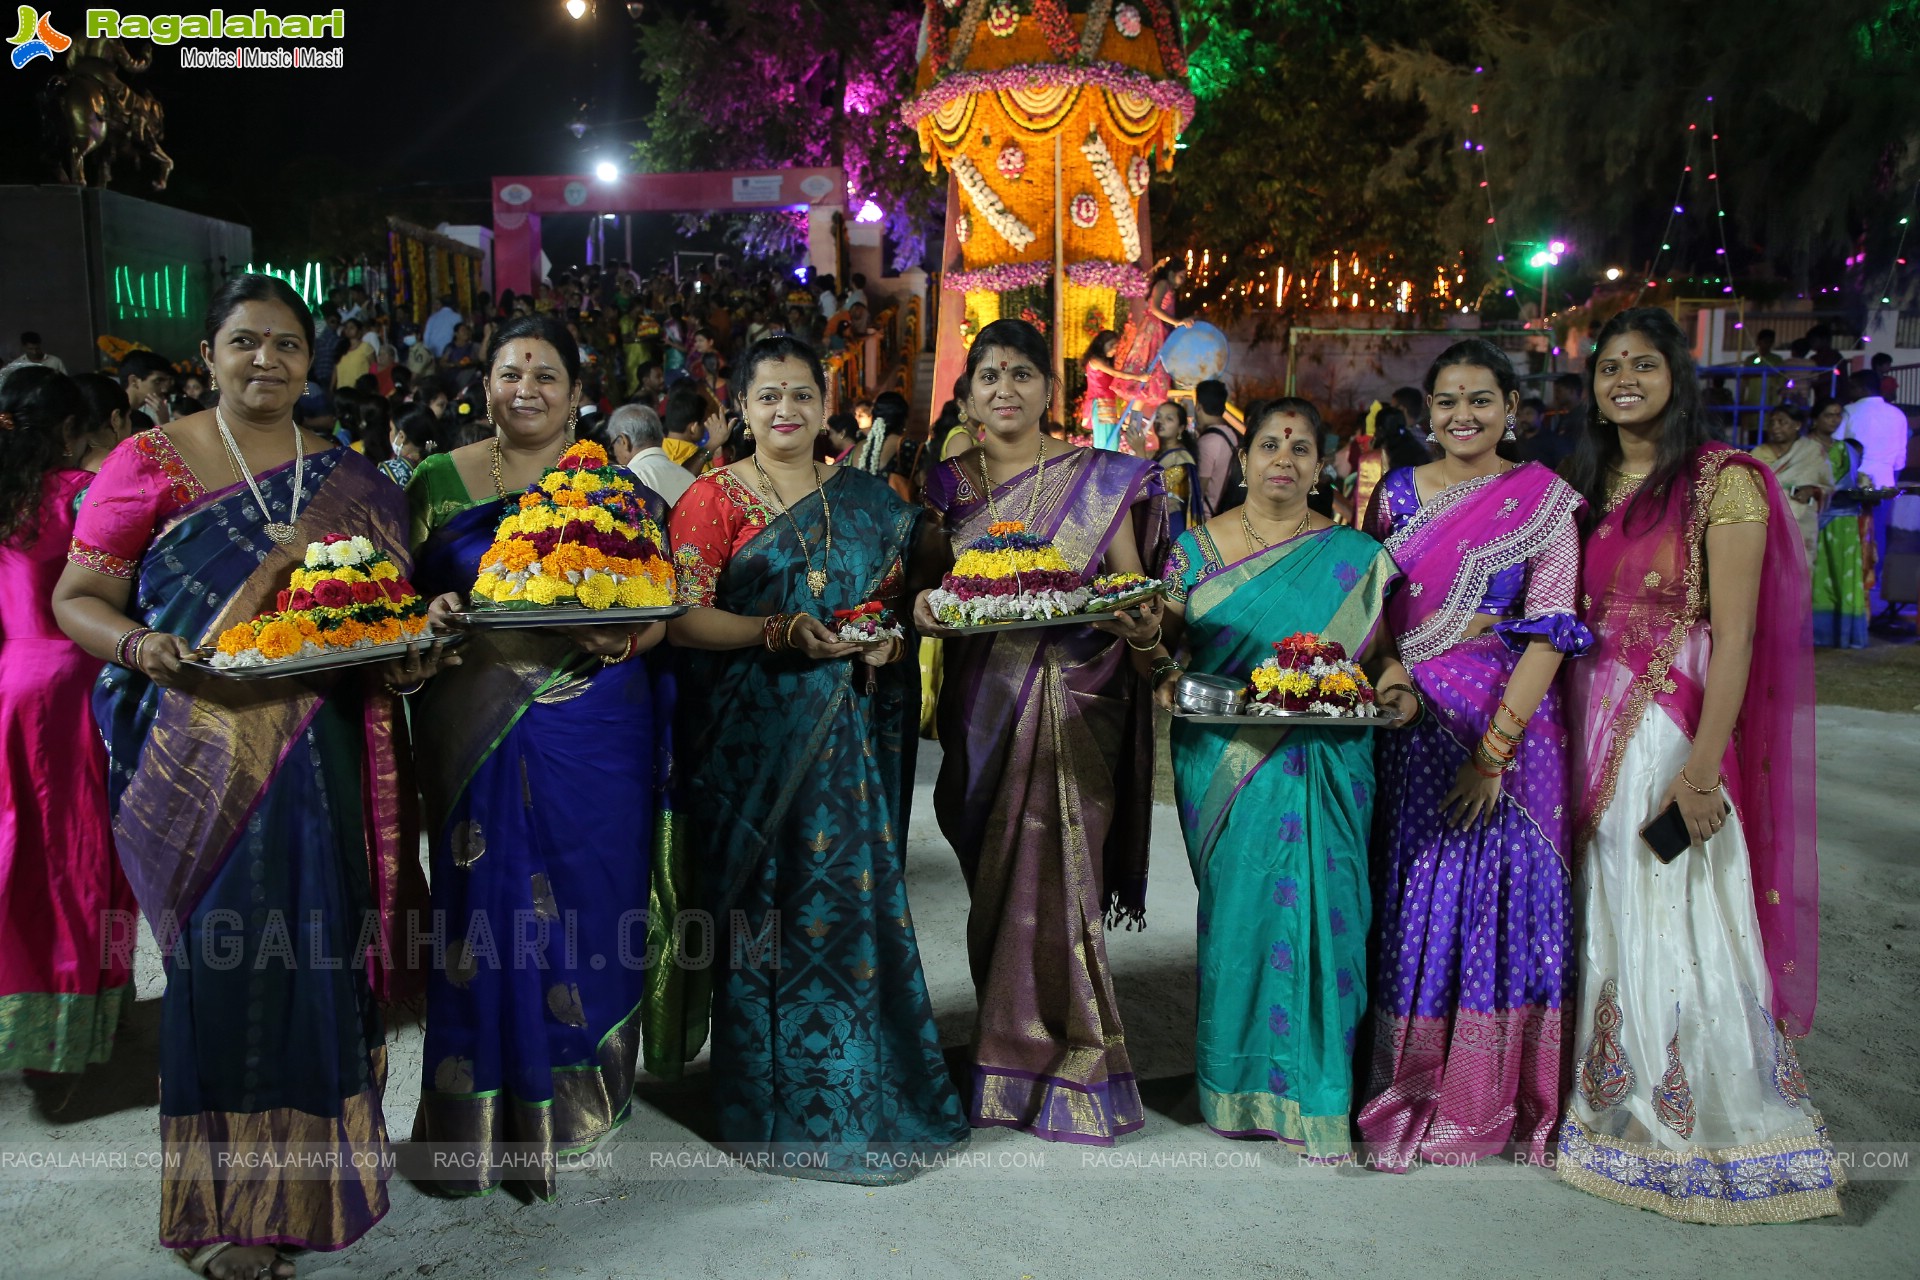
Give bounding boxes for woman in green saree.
[1130,400,1414,1162]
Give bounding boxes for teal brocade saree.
[1167,524,1396,1160]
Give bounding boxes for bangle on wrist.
[763,613,788,653]
[114,626,152,669]
[599,632,641,666]
[1125,625,1164,653]
[785,612,809,651]
[386,679,425,697]
[1679,766,1723,794]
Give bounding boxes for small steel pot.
[1174,672,1247,716]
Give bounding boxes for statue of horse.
[38,37,171,189]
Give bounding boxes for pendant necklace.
[752,454,833,597]
[983,432,1047,529]
[1241,506,1310,554]
[216,404,305,544]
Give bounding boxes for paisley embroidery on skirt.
[1578,977,1634,1111]
[1773,1031,1810,1105]
[1656,1028,1696,1139]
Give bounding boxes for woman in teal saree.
[668,337,966,1182]
[1135,401,1411,1162]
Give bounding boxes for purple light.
[1552,346,1562,355]
[1463,139,1473,150]
[1475,144,1485,152]
[1715,248,1725,255]
[1734,322,1744,330]
[1495,254,1505,262]
[1722,286,1733,294]
[1474,65,1484,73]
[1505,289,1515,296]
[1674,205,1684,213]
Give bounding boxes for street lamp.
[595,160,620,183]
[565,0,588,19]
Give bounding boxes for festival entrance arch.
[490,167,848,296]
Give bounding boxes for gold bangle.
[1679,766,1723,794]
[1125,626,1163,652]
[785,612,809,650]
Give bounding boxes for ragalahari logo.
[8,6,70,68]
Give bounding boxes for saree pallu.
[409,497,669,1199]
[1354,465,1589,1170]
[927,449,1166,1144]
[1812,440,1868,648]
[90,451,420,1252]
[1559,446,1838,1223]
[677,471,966,1182]
[1756,435,1832,565]
[1166,525,1393,1161]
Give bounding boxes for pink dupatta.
[1572,444,1818,1034]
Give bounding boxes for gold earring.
[208,373,218,392]
[567,406,578,439]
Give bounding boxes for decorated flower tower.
[906,0,1193,416]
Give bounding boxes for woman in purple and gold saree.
[52,277,427,1277]
[1355,341,1591,1171]
[405,316,684,1200]
[914,320,1167,1145]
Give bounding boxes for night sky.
[0,1,659,262]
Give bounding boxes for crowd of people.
[0,269,1864,1276]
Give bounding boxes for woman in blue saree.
[53,276,435,1280]
[668,336,966,1182]
[407,316,679,1198]
[1132,400,1412,1163]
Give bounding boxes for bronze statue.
[40,36,174,189]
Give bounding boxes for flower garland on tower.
[951,153,1037,250]
[1081,129,1142,262]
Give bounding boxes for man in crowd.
[0,331,68,386]
[608,404,693,506]
[1193,379,1243,519]
[422,293,463,357]
[1839,367,1909,489]
[631,361,667,416]
[120,350,175,431]
[662,385,717,472]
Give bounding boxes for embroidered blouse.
[1371,467,1582,622]
[666,470,782,608]
[67,431,207,579]
[1604,464,1770,527]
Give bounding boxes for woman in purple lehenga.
[914,320,1167,1145]
[1356,341,1591,1170]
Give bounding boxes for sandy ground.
[2,705,1916,1280]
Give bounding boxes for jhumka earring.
[1504,413,1518,442]
[566,407,579,441]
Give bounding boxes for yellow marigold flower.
[215,623,257,656]
[523,574,567,606]
[540,472,570,495]
[255,619,304,660]
[577,573,619,609]
[370,561,399,582]
[588,507,615,534]
[615,575,670,607]
[572,473,605,495]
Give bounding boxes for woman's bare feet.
[181,1242,295,1279]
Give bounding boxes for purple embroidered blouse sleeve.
[1492,513,1593,655]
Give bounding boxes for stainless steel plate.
[450,604,688,629]
[939,590,1163,637]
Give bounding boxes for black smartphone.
[1639,799,1732,863]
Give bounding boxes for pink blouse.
[67,432,207,580]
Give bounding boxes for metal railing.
[1696,364,1845,446]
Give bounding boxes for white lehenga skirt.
[1558,691,1842,1224]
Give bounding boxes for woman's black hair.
[203,272,316,352]
[483,314,582,387]
[1768,401,1809,429]
[826,412,860,444]
[1243,396,1327,460]
[871,390,909,437]
[358,396,393,464]
[1372,406,1431,471]
[0,366,83,547]
[393,405,440,455]
[1563,306,1707,531]
[1082,329,1119,363]
[71,371,129,439]
[729,334,828,407]
[964,319,1052,392]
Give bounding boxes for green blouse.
[405,451,487,549]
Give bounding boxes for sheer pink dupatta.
[1575,445,1818,1035]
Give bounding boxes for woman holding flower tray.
[1131,399,1410,1163]
[406,316,676,1198]
[668,336,966,1182]
[912,319,1167,1146]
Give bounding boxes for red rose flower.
[350,580,382,604]
[276,590,291,612]
[382,578,410,602]
[288,588,316,611]
[312,579,353,608]
[322,534,349,545]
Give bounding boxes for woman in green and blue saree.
[1131,399,1414,1163]
[53,275,447,1280]
[668,336,966,1182]
[406,316,684,1198]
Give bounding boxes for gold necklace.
[491,438,507,498]
[751,454,833,597]
[982,432,1047,529]
[1241,506,1311,553]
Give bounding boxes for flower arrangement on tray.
[1246,633,1379,718]
[1085,571,1162,611]
[211,535,429,668]
[470,441,675,610]
[928,520,1090,625]
[834,601,905,645]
